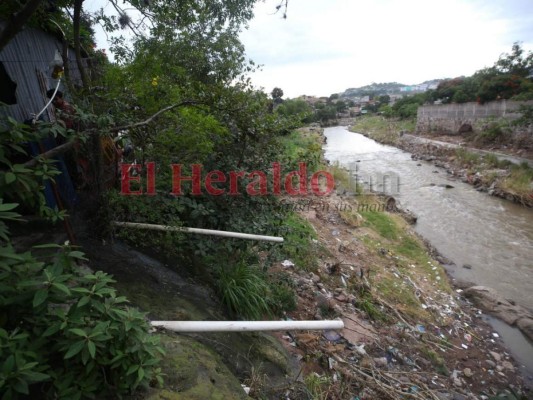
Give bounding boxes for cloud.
[240,0,533,98]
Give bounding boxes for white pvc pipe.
[113,221,284,243]
[151,320,344,332]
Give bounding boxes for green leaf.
[33,289,48,307]
[0,202,18,212]
[68,251,88,260]
[20,370,50,383]
[4,172,16,184]
[137,367,145,381]
[2,355,14,374]
[126,364,139,375]
[69,328,87,337]
[13,378,29,395]
[77,296,91,308]
[64,340,85,359]
[52,282,71,296]
[32,243,62,249]
[87,341,96,359]
[42,324,61,337]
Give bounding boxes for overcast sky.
[239,0,533,98]
[89,0,533,99]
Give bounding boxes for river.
[323,125,533,375]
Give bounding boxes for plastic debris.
[464,333,472,342]
[416,324,426,333]
[492,332,500,338]
[281,260,295,268]
[323,330,342,343]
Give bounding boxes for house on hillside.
[0,22,89,123]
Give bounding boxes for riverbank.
[349,116,533,208]
[275,192,530,398]
[259,126,531,398]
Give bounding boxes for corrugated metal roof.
[0,23,86,123]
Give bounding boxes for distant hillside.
[340,80,442,98]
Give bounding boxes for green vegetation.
[360,209,399,240]
[420,347,449,376]
[454,148,481,166]
[216,262,271,320]
[276,213,320,272]
[346,43,533,127]
[430,43,533,104]
[502,163,533,196]
[347,195,450,320]
[350,115,416,145]
[304,373,333,400]
[1,119,165,399]
[453,148,533,202]
[0,0,308,397]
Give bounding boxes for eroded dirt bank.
[269,192,531,399]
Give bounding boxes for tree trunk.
[72,0,90,90]
[0,0,44,52]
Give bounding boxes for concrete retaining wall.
[416,100,533,135]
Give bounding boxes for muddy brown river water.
[323,126,533,376]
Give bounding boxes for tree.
[335,100,347,113]
[271,87,284,104]
[494,42,533,77]
[377,94,390,105]
[0,0,45,52]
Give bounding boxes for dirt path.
[403,134,533,168]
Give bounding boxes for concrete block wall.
[416,100,533,135]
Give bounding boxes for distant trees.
[271,87,284,104]
[431,43,533,104]
[275,98,313,123]
[391,93,426,119]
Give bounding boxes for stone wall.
[416,100,533,135]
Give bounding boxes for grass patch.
[375,275,429,321]
[278,129,323,170]
[277,212,324,271]
[420,347,449,376]
[216,262,271,320]
[326,162,364,195]
[356,295,388,322]
[395,236,426,261]
[501,163,533,196]
[267,272,297,315]
[455,147,481,166]
[360,210,399,240]
[350,116,415,145]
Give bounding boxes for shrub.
[0,206,164,399]
[216,262,270,320]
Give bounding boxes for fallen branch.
[24,140,77,168]
[23,100,200,167]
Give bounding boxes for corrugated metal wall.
[0,23,85,123]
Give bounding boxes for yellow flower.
[151,76,159,86]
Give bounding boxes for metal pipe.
[151,320,344,332]
[112,221,284,243]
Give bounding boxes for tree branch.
[24,140,77,168]
[73,0,90,89]
[110,100,203,132]
[0,0,44,52]
[23,100,201,167]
